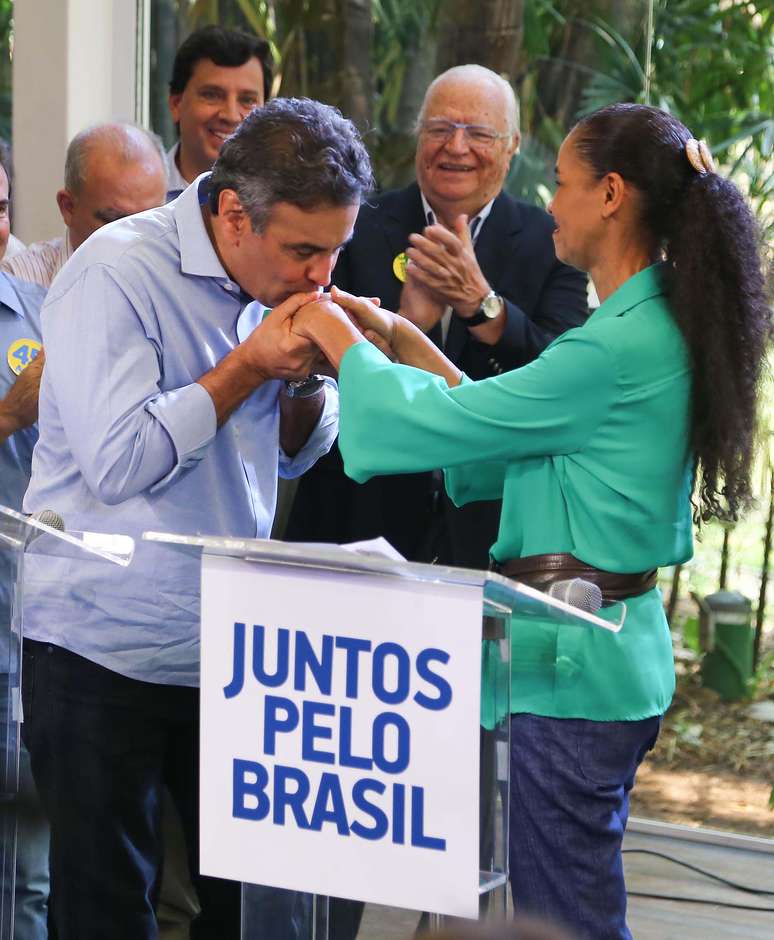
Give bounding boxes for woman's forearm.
[306,315,367,371]
[393,317,463,387]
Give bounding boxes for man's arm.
[0,351,44,443]
[278,387,327,457]
[196,291,322,425]
[44,264,322,505]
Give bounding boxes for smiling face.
[548,133,608,273]
[169,56,265,183]
[212,196,359,308]
[415,74,519,224]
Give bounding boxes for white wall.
[12,0,141,242]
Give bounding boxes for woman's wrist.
[315,313,365,371]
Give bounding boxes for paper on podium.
[333,537,407,562]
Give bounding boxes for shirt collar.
[166,142,190,196]
[420,191,496,241]
[174,174,233,283]
[588,263,669,324]
[0,272,25,318]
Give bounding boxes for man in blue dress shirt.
[0,152,49,939]
[21,98,373,940]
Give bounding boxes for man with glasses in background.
[287,64,588,574]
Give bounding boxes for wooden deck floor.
[355,823,774,939]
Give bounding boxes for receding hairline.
[417,65,520,135]
[64,122,167,193]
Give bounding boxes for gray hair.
[416,65,520,136]
[64,122,168,193]
[209,97,374,232]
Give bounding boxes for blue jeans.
[21,640,240,940]
[509,713,661,940]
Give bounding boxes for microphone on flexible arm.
[547,578,603,614]
[29,509,65,532]
[24,509,65,546]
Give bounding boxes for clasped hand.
[290,286,399,360]
[405,214,490,318]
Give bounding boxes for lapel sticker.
[7,338,42,376]
[392,251,409,283]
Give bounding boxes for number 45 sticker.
[7,338,42,375]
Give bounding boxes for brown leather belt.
[489,552,657,602]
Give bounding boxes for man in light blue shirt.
[0,154,50,940]
[0,273,49,940]
[21,98,373,940]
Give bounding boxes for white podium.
[144,531,615,938]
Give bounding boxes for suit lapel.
[381,183,427,261]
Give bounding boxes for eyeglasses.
[420,120,511,148]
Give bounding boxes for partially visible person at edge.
[286,64,588,570]
[166,24,272,200]
[0,153,49,940]
[0,122,168,288]
[289,104,771,940]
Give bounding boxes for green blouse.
[338,264,693,721]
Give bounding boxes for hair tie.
[685,138,716,175]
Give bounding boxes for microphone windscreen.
[30,509,65,532]
[547,578,603,613]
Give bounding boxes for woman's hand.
[290,297,350,344]
[290,295,365,372]
[329,286,398,345]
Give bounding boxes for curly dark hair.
[209,97,374,231]
[571,103,771,522]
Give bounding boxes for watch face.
[481,293,500,319]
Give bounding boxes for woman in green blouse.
[291,104,770,939]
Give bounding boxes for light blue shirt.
[23,177,339,685]
[0,273,46,630]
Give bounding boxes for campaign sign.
[200,554,483,918]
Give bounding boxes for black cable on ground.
[623,847,774,913]
[622,848,774,896]
[626,891,774,913]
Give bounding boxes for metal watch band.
[283,374,326,398]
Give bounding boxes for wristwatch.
[464,290,502,327]
[283,374,326,398]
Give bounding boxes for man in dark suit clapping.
[287,64,588,572]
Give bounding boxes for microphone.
[547,578,603,614]
[29,509,65,532]
[24,509,65,546]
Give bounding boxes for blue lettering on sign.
[414,648,453,710]
[223,624,457,853]
[372,642,411,705]
[263,695,299,754]
[253,625,290,686]
[273,764,311,827]
[351,779,388,840]
[294,632,334,695]
[232,759,270,821]
[334,636,371,698]
[372,712,410,774]
[223,622,246,699]
[338,706,372,770]
[301,700,336,764]
[231,760,446,851]
[310,772,349,835]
